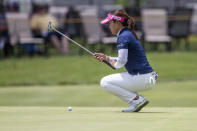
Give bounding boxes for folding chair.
[170,7,193,50]
[190,4,197,34]
[142,9,172,51]
[6,13,46,56]
[77,5,101,44]
[49,6,68,28]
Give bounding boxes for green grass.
[1,51,197,131]
[0,80,196,131]
[0,107,197,131]
[0,52,197,86]
[0,80,196,107]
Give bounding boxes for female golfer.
[94,10,158,112]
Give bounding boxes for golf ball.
[68,107,72,111]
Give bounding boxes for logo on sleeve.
[117,43,128,49]
[119,43,124,47]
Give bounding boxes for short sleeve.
[117,36,129,50]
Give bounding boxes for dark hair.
[112,10,139,40]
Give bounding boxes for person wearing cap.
[94,10,158,112]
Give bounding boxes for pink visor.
[100,14,125,24]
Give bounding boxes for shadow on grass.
[137,112,167,113]
[113,111,167,113]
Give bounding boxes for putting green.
[0,107,196,131]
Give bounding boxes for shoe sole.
[134,100,149,112]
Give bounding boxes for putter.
[48,21,115,70]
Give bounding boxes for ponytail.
[128,16,139,40]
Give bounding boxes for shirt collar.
[116,27,126,36]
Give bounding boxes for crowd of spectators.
[0,0,146,58]
[0,2,84,57]
[0,0,196,58]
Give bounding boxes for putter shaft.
[48,21,115,70]
[49,22,94,56]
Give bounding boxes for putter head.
[48,21,52,32]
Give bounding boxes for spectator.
[127,0,143,32]
[30,5,68,55]
[64,6,85,39]
[0,1,13,57]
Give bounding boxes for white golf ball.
[68,107,72,111]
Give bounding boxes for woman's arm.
[112,49,128,68]
[94,49,128,69]
[108,56,117,62]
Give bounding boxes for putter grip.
[103,60,116,70]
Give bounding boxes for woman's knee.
[100,76,110,88]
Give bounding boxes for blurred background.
[0,0,197,57]
[0,0,197,107]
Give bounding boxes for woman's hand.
[94,53,109,62]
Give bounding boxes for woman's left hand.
[94,53,109,62]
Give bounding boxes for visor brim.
[100,18,111,24]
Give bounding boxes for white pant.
[100,72,156,103]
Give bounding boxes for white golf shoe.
[122,96,149,112]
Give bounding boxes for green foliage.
[115,0,130,8]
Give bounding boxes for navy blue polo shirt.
[117,27,153,75]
